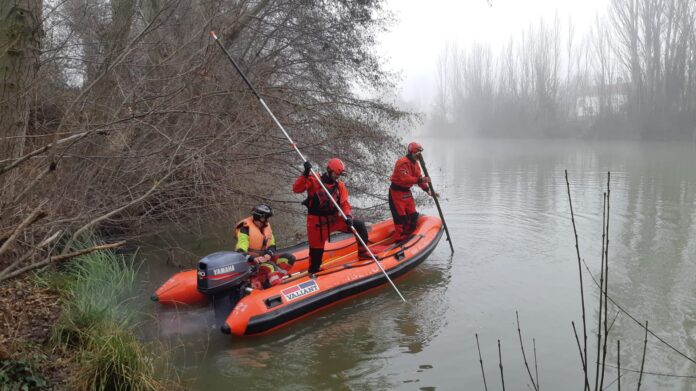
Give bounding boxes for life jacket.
[234,216,273,257]
[305,174,342,216]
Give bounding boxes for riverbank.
[0,276,70,388]
[1,245,179,390]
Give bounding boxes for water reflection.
[428,138,696,389]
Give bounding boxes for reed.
[572,322,587,372]
[475,333,488,391]
[594,193,606,391]
[599,174,611,390]
[73,328,161,391]
[52,247,137,347]
[564,170,590,391]
[533,338,539,390]
[617,340,621,391]
[498,339,506,391]
[637,321,648,391]
[481,171,696,388]
[506,171,696,390]
[48,240,177,390]
[516,311,538,391]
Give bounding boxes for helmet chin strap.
[323,171,336,184]
[253,218,268,229]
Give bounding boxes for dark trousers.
[388,189,419,240]
[307,215,368,274]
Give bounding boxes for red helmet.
[326,158,345,175]
[408,142,423,154]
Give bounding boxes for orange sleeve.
[339,182,352,217]
[391,159,420,187]
[293,174,311,193]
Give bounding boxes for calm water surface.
[142,138,696,390]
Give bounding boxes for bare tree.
[0,0,410,278]
[431,0,696,139]
[0,0,42,189]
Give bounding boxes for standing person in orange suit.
[293,158,370,277]
[389,142,438,242]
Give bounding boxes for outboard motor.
[197,251,251,327]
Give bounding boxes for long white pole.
[210,32,406,302]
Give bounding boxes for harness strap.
[390,183,411,192]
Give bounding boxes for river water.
[142,138,696,390]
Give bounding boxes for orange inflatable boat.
[151,216,444,336]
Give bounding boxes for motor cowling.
[197,251,251,295]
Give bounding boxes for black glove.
[344,216,353,228]
[303,161,312,177]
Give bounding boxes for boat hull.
[153,216,444,337]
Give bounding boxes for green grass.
[51,247,138,347]
[73,329,161,391]
[46,241,178,391]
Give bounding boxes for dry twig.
[564,170,590,391]
[476,333,488,391]
[516,311,538,391]
[0,241,127,283]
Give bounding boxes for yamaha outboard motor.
[197,251,251,327]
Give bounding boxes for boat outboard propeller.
[197,251,251,327]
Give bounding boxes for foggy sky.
[379,0,610,107]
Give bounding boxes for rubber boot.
[308,248,324,274]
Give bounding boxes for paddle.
[210,31,407,302]
[417,155,454,254]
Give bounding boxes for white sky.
[379,0,610,107]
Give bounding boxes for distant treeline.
[0,0,409,277]
[430,0,696,141]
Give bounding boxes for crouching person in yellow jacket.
[235,204,296,289]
